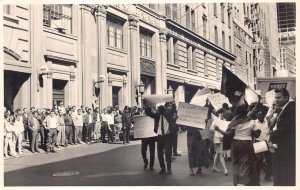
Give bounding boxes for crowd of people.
[3,101,138,156]
[137,87,295,186]
[3,87,295,186]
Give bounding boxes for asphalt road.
[4,132,272,186]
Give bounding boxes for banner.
[176,102,208,129]
[207,93,231,110]
[143,94,173,106]
[132,115,157,139]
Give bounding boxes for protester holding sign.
[210,110,229,176]
[215,93,261,186]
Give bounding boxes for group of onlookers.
[3,101,139,157]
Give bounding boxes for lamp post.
[135,81,145,108]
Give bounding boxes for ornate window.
[43,4,72,34]
[140,29,153,58]
[107,15,124,49]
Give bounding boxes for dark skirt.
[187,128,205,168]
[231,139,255,185]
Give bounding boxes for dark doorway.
[112,86,121,107]
[53,79,67,107]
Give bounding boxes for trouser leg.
[157,136,166,170]
[141,139,148,164]
[165,134,173,170]
[149,139,156,168]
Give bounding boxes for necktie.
[161,115,165,135]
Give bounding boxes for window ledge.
[187,69,198,74]
[3,14,19,24]
[107,46,127,54]
[167,63,181,69]
[140,56,156,62]
[43,27,77,40]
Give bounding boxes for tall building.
[277,3,296,77]
[3,3,282,110]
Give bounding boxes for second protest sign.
[176,102,208,129]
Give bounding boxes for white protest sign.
[207,93,231,110]
[132,115,157,139]
[143,94,173,106]
[211,114,229,137]
[245,87,259,105]
[265,90,276,107]
[190,94,208,106]
[196,88,211,96]
[176,102,208,129]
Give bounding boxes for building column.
[96,5,108,109]
[44,70,53,108]
[80,5,91,107]
[188,45,192,69]
[128,14,139,106]
[158,29,167,94]
[122,75,127,109]
[169,37,174,64]
[30,4,44,108]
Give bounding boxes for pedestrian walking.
[210,110,229,176]
[187,127,204,176]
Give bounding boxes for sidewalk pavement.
[4,139,137,160]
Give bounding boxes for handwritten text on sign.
[176,102,208,129]
[207,93,231,110]
[132,115,157,139]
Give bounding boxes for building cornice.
[166,19,236,63]
[44,55,78,66]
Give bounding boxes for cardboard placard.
[132,115,157,139]
[176,102,208,129]
[207,93,231,110]
[211,114,229,138]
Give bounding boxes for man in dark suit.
[269,88,295,186]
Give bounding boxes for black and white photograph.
[1,1,297,187]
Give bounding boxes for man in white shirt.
[43,110,59,153]
[73,109,84,144]
[14,114,24,154]
[83,108,93,144]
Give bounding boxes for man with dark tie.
[154,102,177,175]
[268,88,295,186]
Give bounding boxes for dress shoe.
[167,169,172,175]
[158,169,166,174]
[173,153,182,156]
[52,149,57,153]
[190,170,195,176]
[149,167,154,171]
[30,149,35,153]
[35,149,41,153]
[224,171,229,176]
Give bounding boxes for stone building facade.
[3,3,280,110]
